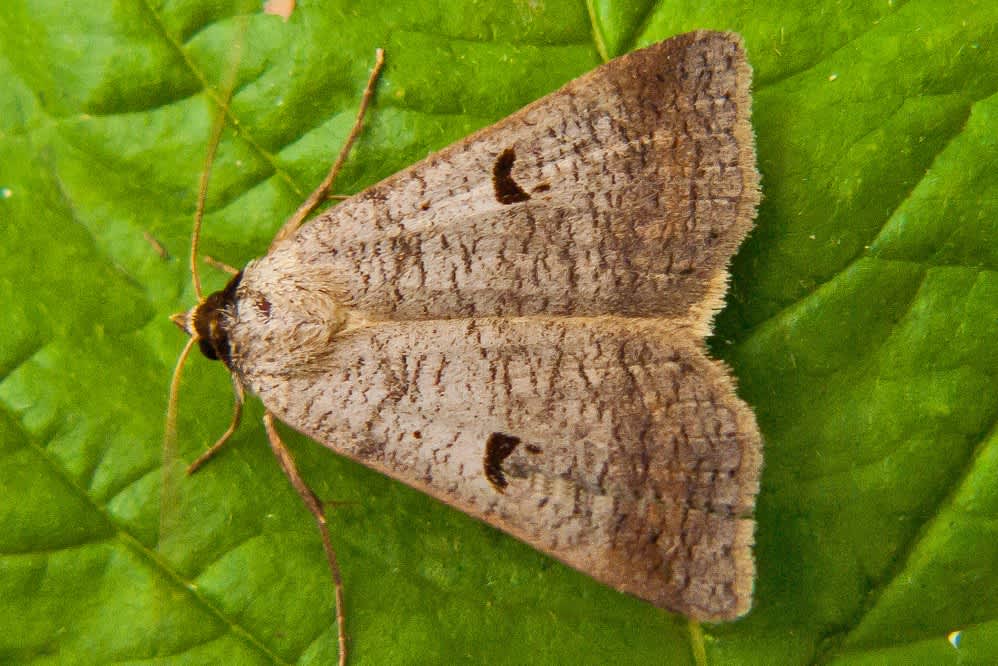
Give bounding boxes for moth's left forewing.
[254,318,761,620]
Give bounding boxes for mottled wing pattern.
[266,31,758,332]
[255,318,760,620]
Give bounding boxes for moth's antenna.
[191,27,246,300]
[163,15,247,549]
[161,334,198,545]
[164,335,198,452]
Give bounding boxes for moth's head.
[171,271,243,368]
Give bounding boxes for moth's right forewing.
[273,32,758,330]
[256,318,761,620]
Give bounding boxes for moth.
[170,30,761,661]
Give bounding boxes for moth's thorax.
[224,248,356,384]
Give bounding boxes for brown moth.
[171,30,761,658]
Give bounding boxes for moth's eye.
[198,338,219,360]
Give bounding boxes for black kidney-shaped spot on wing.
[484,432,522,491]
[492,148,531,204]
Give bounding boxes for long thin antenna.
[191,31,246,300]
[161,334,198,545]
[165,13,247,558]
[164,335,197,453]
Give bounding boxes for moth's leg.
[270,48,386,251]
[263,411,347,666]
[202,255,240,276]
[187,377,245,475]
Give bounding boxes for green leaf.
[1,1,995,663]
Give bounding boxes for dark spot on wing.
[492,148,530,205]
[484,432,521,492]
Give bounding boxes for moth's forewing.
[268,32,758,334]
[251,318,761,619]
